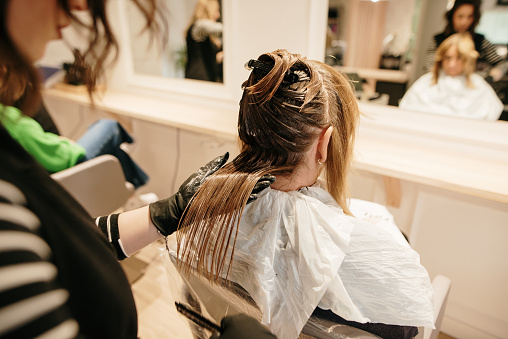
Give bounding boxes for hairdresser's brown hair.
[176,49,360,282]
[0,0,163,116]
[444,0,481,36]
[432,33,479,87]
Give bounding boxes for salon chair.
[165,243,380,339]
[166,199,424,339]
[424,275,451,339]
[51,154,135,217]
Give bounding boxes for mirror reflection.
[326,0,507,121]
[127,0,223,83]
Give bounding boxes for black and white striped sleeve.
[0,180,79,338]
[95,214,129,261]
[191,19,223,42]
[424,39,437,73]
[480,38,508,74]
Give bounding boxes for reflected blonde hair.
[432,33,479,87]
[189,0,220,23]
[176,49,360,282]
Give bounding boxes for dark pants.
[312,308,419,339]
[76,119,149,189]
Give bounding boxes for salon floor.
[122,241,457,339]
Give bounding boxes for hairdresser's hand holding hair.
[149,153,275,236]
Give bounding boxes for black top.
[434,32,485,54]
[185,24,220,82]
[0,125,137,338]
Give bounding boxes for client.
[1,106,148,189]
[400,33,503,120]
[175,49,434,339]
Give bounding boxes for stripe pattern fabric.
[0,180,79,338]
[95,214,128,260]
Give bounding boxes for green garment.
[0,104,86,173]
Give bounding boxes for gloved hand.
[210,314,277,339]
[149,153,275,236]
[247,173,276,203]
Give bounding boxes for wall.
[383,0,417,57]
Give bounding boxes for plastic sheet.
[165,184,434,339]
[164,242,383,339]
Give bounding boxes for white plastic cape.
[177,185,434,339]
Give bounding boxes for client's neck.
[270,163,320,192]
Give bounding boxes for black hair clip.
[244,59,300,84]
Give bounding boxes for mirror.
[126,0,223,83]
[326,0,507,121]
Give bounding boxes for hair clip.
[244,59,300,84]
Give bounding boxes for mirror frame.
[107,0,329,108]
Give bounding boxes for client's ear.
[318,126,334,163]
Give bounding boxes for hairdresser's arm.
[95,153,229,258]
[481,39,508,82]
[96,154,275,258]
[117,206,161,256]
[2,105,84,172]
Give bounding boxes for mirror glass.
[126,0,223,83]
[326,0,507,121]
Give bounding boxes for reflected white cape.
[399,71,503,120]
[223,185,434,339]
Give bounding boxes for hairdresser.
[424,0,507,82]
[0,0,275,338]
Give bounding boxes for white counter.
[44,87,508,204]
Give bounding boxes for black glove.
[210,314,277,339]
[149,153,229,236]
[247,173,276,203]
[149,153,275,236]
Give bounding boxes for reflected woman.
[185,0,223,82]
[401,33,503,120]
[424,0,507,82]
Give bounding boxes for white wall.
[383,0,417,57]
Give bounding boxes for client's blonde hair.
[176,49,360,282]
[432,33,479,87]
